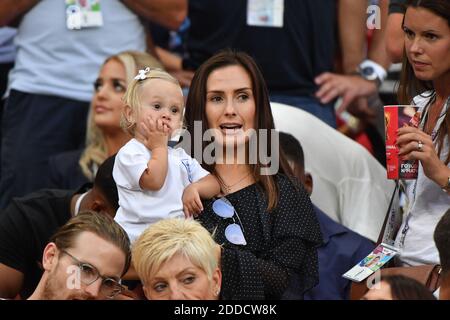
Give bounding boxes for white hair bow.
[134,67,150,80]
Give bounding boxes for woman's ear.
[211,267,222,298]
[42,242,58,272]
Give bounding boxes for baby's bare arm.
[138,116,170,191]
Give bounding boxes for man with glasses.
[27,210,130,300]
[0,155,120,299]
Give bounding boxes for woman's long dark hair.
[398,0,450,164]
[184,50,293,211]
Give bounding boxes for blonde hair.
[132,218,219,286]
[79,51,163,180]
[121,68,181,136]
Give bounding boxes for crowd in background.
[0,0,449,301]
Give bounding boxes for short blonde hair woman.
[132,218,222,300]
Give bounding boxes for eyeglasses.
[61,250,123,299]
[212,197,247,246]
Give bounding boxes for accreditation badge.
[66,0,103,30]
[247,0,284,28]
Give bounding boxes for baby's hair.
[121,68,181,136]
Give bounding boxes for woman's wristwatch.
[356,60,387,88]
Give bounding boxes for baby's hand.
[182,183,204,218]
[140,116,170,150]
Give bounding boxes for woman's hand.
[182,183,204,218]
[397,126,448,185]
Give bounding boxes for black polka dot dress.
[197,174,322,300]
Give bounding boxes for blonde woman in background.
[48,51,163,189]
